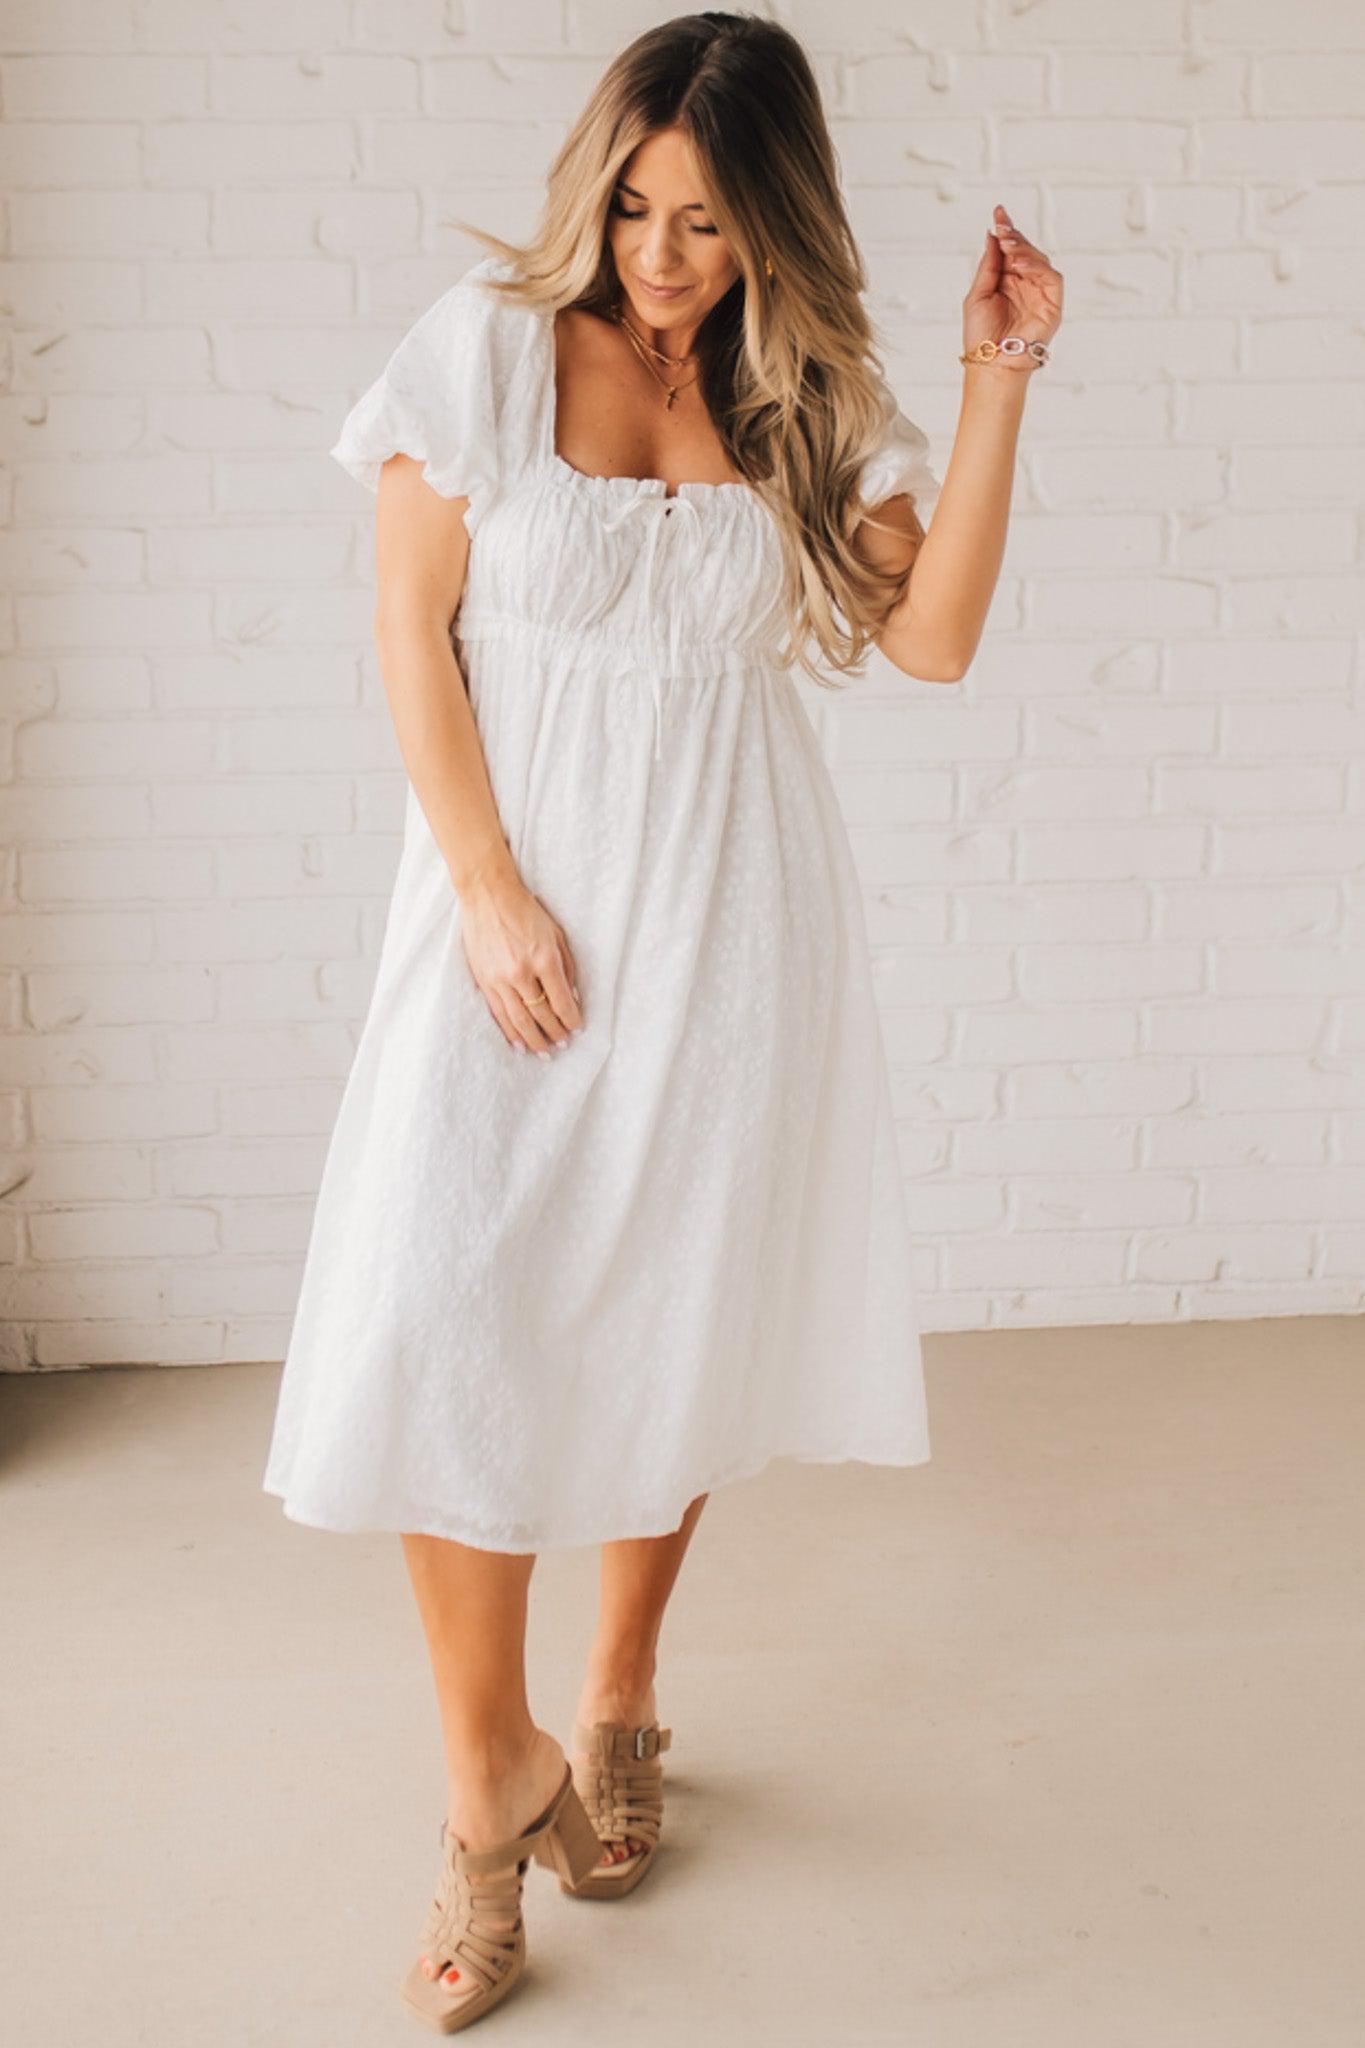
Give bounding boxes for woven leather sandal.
[400,1760,602,2033]
[561,1719,673,1899]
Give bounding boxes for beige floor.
[1,1317,1361,2048]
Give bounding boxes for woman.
[263,10,1062,2034]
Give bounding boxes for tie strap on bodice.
[599,488,705,761]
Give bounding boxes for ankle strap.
[572,1720,672,1760]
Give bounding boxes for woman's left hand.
[963,204,1064,359]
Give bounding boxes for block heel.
[530,1773,603,1888]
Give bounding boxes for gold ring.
[526,990,551,1007]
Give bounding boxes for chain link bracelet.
[959,336,1050,368]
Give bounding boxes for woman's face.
[606,126,742,339]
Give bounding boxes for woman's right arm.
[372,454,583,1059]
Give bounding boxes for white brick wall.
[2,0,1363,1369]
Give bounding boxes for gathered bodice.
[456,458,789,758]
[451,299,791,757]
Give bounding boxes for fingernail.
[537,1050,551,1062]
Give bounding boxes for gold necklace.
[614,300,695,369]
[622,323,691,370]
[613,307,699,411]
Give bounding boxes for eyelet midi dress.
[261,255,942,1553]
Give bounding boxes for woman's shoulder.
[403,253,543,366]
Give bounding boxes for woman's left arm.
[861,204,1065,685]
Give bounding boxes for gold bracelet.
[960,336,1050,368]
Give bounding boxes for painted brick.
[3,1,1361,1363]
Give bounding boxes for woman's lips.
[636,276,691,299]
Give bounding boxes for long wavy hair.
[445,10,920,686]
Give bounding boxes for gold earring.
[763,255,774,279]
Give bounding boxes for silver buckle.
[633,1726,655,1759]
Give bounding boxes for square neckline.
[541,303,755,504]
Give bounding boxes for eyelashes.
[608,197,719,236]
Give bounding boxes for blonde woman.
[263,8,1062,2033]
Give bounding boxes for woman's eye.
[608,197,719,236]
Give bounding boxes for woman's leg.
[400,1533,568,2007]
[573,1490,709,1864]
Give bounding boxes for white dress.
[262,255,941,1553]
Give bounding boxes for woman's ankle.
[443,1726,564,1841]
[444,1718,550,1785]
[576,1652,659,1723]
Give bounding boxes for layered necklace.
[613,302,699,411]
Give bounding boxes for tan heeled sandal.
[400,1760,602,2033]
[561,1719,673,1899]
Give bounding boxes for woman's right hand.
[963,202,1063,363]
[456,869,584,1057]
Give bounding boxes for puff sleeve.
[855,373,941,527]
[330,261,503,534]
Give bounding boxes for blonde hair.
[445,10,920,686]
